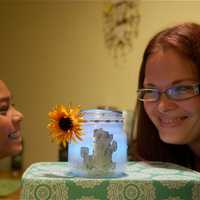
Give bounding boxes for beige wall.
[1,0,200,169]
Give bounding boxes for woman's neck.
[189,142,200,172]
[194,156,200,172]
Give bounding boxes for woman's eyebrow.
[143,83,156,87]
[171,79,198,84]
[0,96,10,103]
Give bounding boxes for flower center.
[59,117,73,131]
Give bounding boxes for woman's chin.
[159,131,186,145]
[10,145,23,156]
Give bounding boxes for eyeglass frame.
[137,83,200,102]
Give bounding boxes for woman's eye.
[0,106,9,115]
[176,86,192,94]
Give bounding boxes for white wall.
[1,0,200,169]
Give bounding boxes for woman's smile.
[8,131,21,141]
[158,115,188,128]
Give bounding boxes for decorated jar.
[68,109,127,178]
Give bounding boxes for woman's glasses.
[137,83,200,102]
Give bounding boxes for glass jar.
[68,109,127,178]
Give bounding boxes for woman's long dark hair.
[131,22,200,169]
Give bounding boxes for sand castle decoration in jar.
[48,105,127,178]
[81,128,117,175]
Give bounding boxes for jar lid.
[81,109,123,122]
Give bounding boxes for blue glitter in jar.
[68,109,127,178]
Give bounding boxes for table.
[21,162,200,200]
[0,171,22,200]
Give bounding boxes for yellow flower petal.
[47,104,85,146]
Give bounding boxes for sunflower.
[47,104,85,147]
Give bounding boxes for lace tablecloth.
[21,161,200,200]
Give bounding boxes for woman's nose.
[157,94,177,113]
[12,107,24,123]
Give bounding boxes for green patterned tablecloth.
[21,161,200,200]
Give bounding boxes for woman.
[0,80,23,159]
[132,22,200,171]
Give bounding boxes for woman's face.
[0,80,23,158]
[143,49,200,150]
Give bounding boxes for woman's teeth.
[160,116,187,126]
[8,132,19,139]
